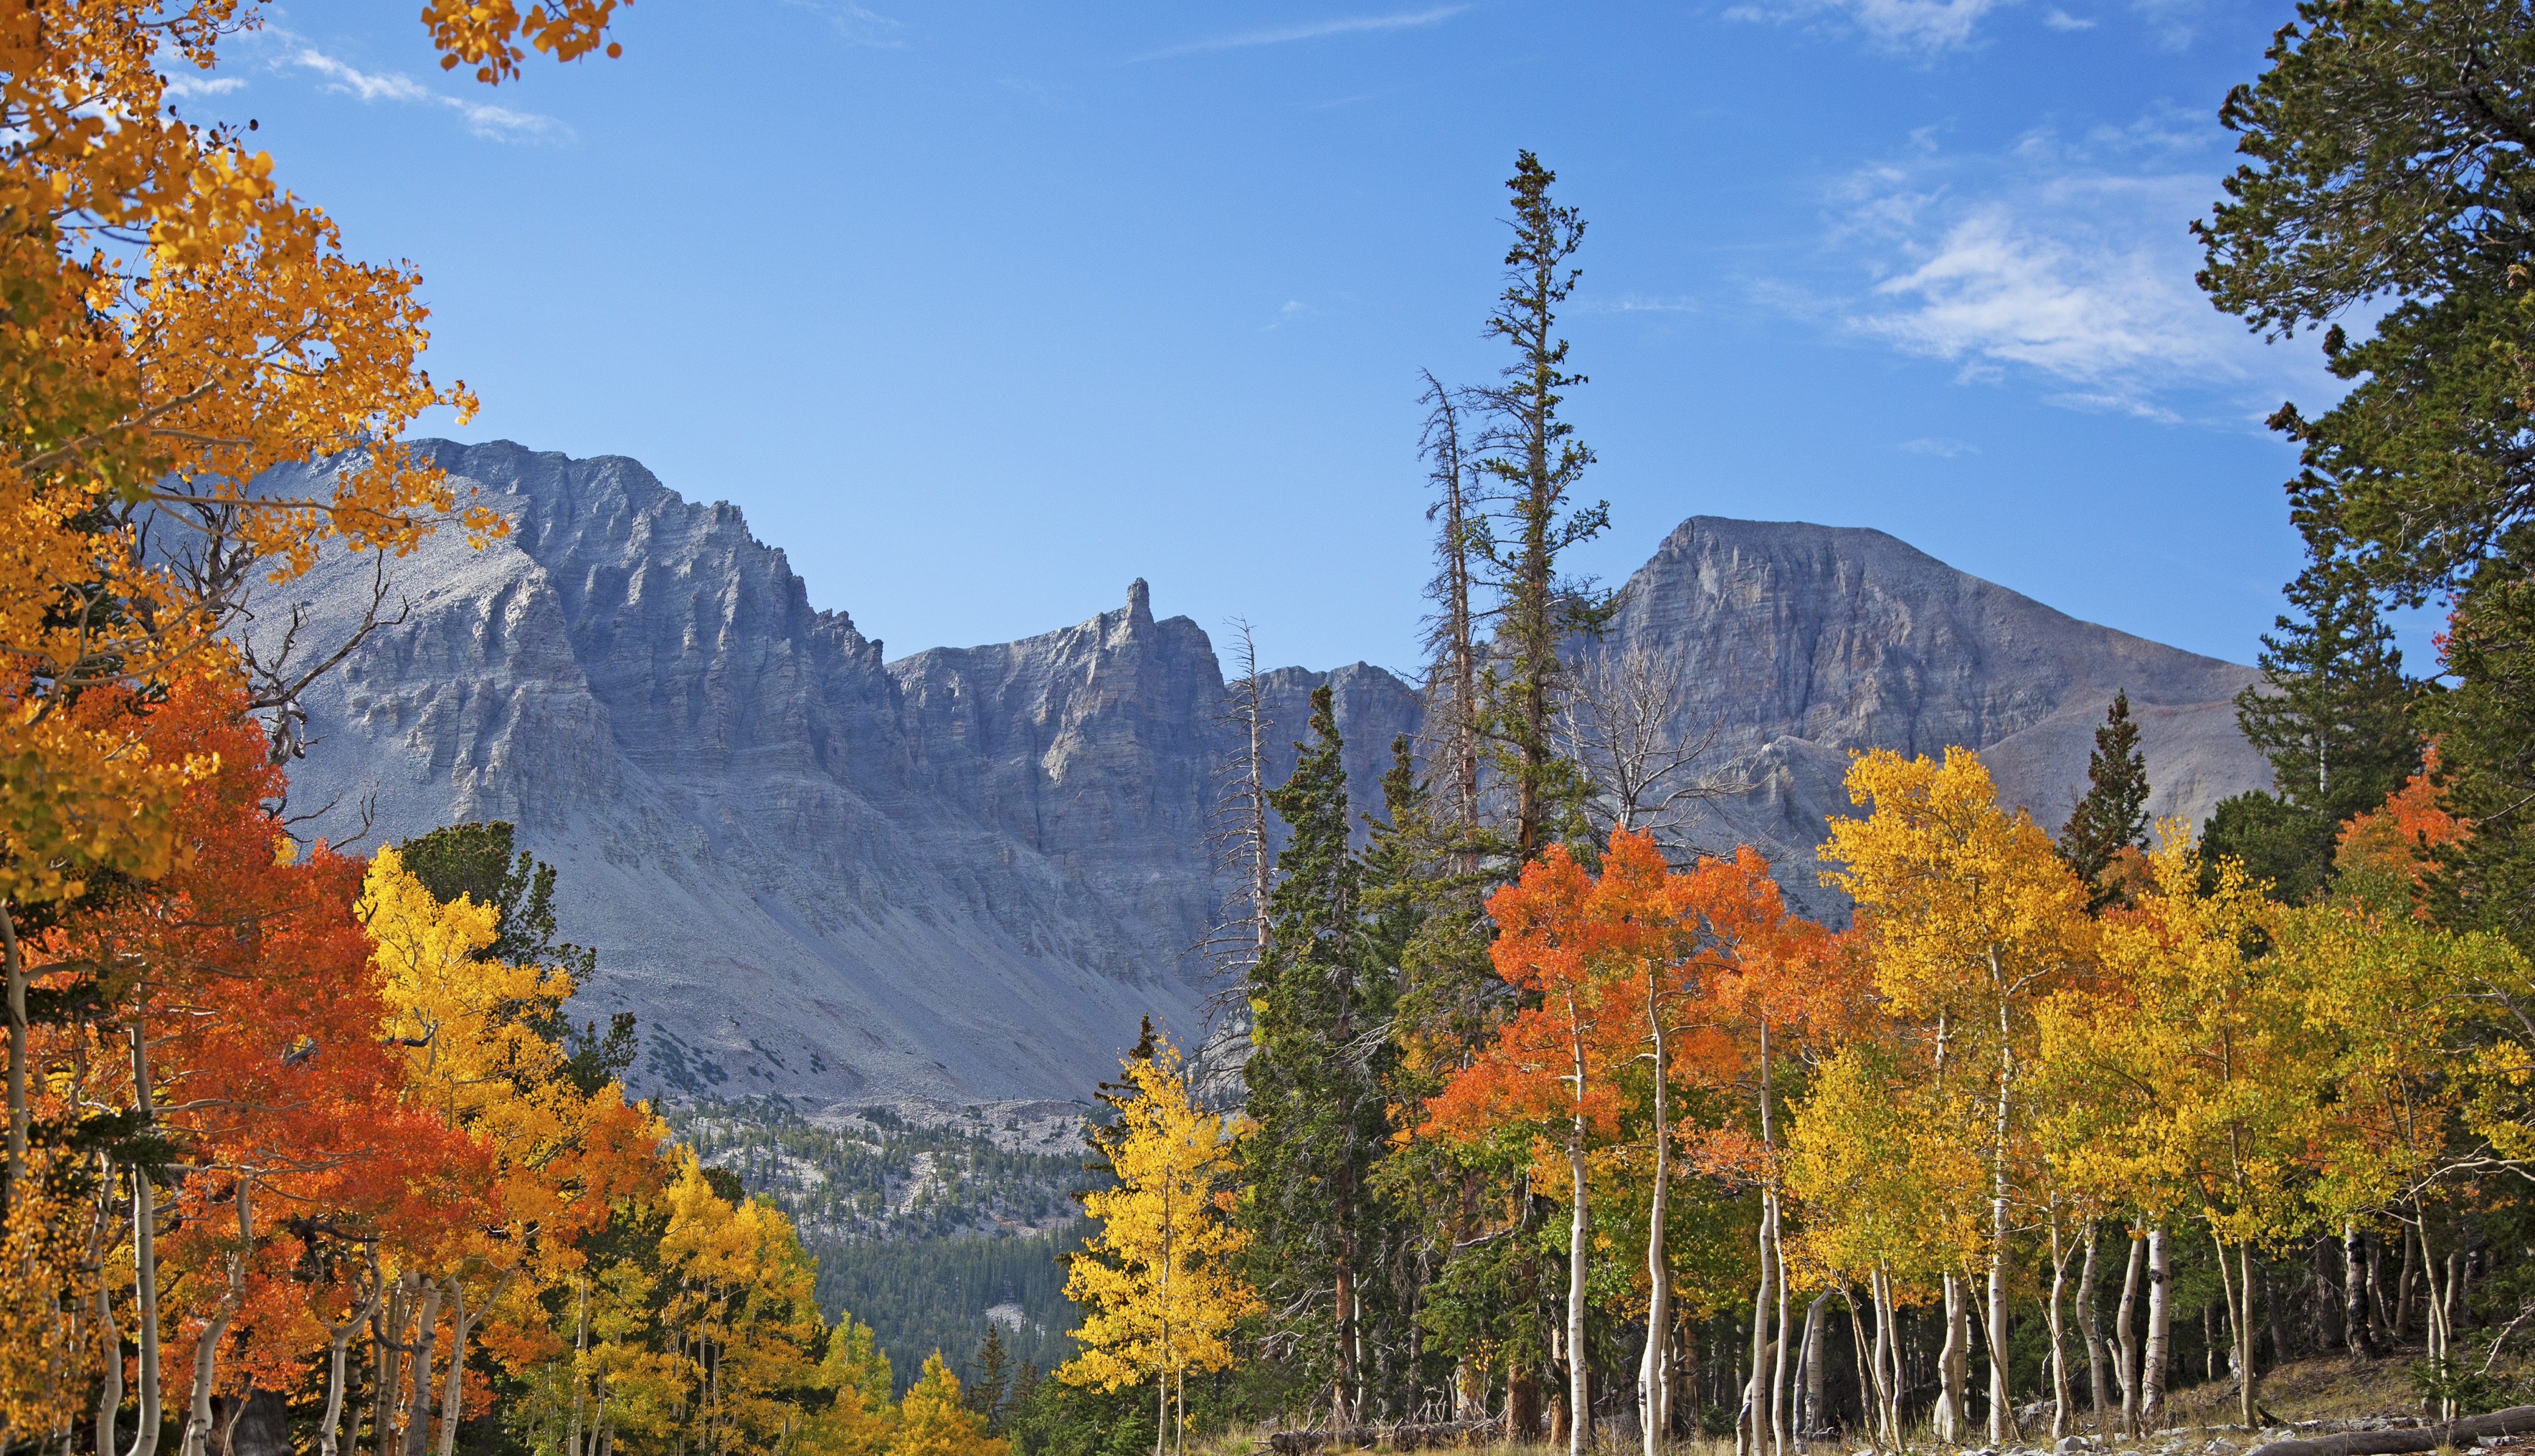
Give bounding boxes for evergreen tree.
[395,820,635,1091]
[966,1323,1013,1431]
[2202,558,2420,901]
[2057,691,2152,904]
[1471,150,1613,860]
[1241,685,1395,1424]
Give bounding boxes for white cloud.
[1798,120,2333,420]
[162,75,246,99]
[2043,9,2096,27]
[1899,436,1981,457]
[1133,5,1464,61]
[288,46,572,143]
[1724,0,2012,54]
[1579,293,1700,314]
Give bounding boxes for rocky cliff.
[265,442,2266,1104]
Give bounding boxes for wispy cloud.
[1262,300,1310,331]
[1132,5,1464,62]
[1579,293,1700,314]
[1899,436,1980,457]
[1781,116,2336,421]
[2043,9,2097,27]
[778,0,906,48]
[1722,0,2011,54]
[289,47,572,142]
[162,74,247,100]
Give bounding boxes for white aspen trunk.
[178,1178,251,1456]
[2076,1222,2109,1437]
[2141,1225,2172,1432]
[2115,1230,2144,1436]
[570,1278,589,1456]
[1770,1230,1792,1456]
[95,1208,123,1456]
[2048,1216,2072,1439]
[434,1272,512,1456]
[1872,1269,1900,1449]
[1743,1020,1778,1456]
[1987,988,2017,1446]
[1800,1294,1828,1443]
[1567,1129,1590,1456]
[322,1272,384,1456]
[403,1281,442,1456]
[1640,995,1672,1456]
[1933,1272,1969,1445]
[125,1157,161,1456]
[2238,1244,2261,1427]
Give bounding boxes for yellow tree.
[2282,901,2534,1409]
[359,847,664,1456]
[888,1354,1003,1456]
[2037,834,2317,1427]
[2,6,627,1434]
[1060,1036,1257,1456]
[652,1157,826,1456]
[1787,1041,1984,1452]
[1820,747,2093,1445]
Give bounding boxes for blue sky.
[178,1,2385,677]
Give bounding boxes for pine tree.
[1240,685,1395,1424]
[1471,150,1613,860]
[965,1323,1012,1431]
[2203,558,2420,901]
[2058,691,2153,904]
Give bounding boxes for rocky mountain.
[263,441,2267,1106]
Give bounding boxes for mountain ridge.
[261,440,2267,1103]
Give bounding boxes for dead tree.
[1554,642,1742,854]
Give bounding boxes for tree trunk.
[127,1022,164,1456]
[1987,1002,2018,1446]
[1567,1129,1590,1456]
[1935,1272,1970,1445]
[179,1179,251,1456]
[2048,1216,2073,1439]
[1800,1294,1828,1440]
[2142,1225,2172,1432]
[1509,1364,1542,1443]
[1641,1002,1673,1456]
[2,902,26,1218]
[1771,1229,1793,1456]
[2346,1222,2379,1359]
[2078,1222,2110,1437]
[2396,1225,2418,1342]
[403,1281,441,1456]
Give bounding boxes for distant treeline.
[813,1222,1090,1395]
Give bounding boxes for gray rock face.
[1598,518,2269,915]
[266,445,2265,1103]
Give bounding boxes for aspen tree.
[1061,1038,1256,1456]
[1821,748,2093,1445]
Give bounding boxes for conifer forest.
[9,7,2535,1456]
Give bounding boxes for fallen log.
[2247,1406,2535,1456]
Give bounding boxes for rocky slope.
[264,442,2266,1104]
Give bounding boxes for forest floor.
[1197,1349,2535,1456]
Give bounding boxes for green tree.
[2057,690,2153,903]
[2193,0,2512,922]
[1241,685,1396,1424]
[2200,560,2419,901]
[1472,150,1613,860]
[395,820,636,1092]
[965,1323,1014,1432]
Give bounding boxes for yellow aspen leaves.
[1059,1039,1258,1427]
